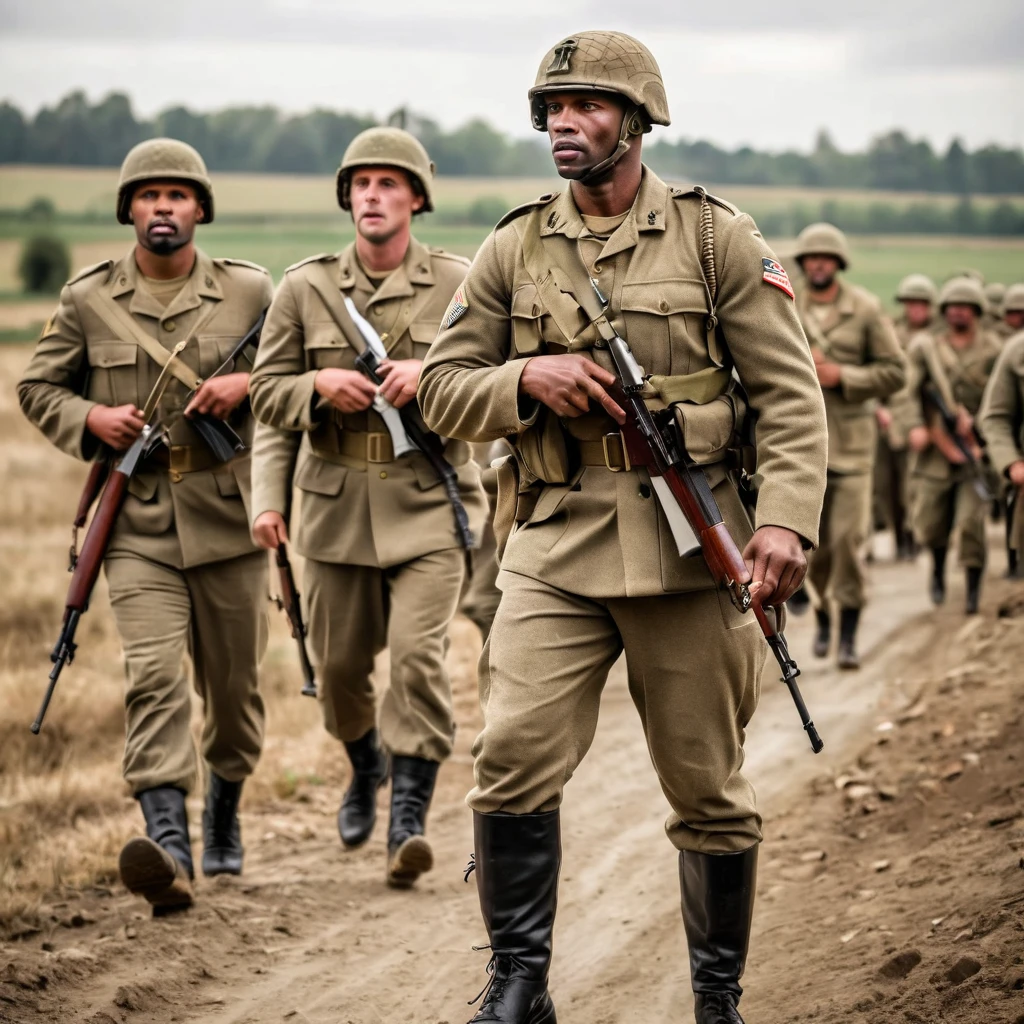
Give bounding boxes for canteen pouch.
[671,389,748,466]
[517,407,573,484]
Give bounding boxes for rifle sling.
[917,334,959,413]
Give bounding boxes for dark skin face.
[1005,309,1024,330]
[800,254,841,292]
[130,180,204,261]
[945,303,978,338]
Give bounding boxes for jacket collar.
[798,276,856,333]
[111,247,223,322]
[337,236,435,305]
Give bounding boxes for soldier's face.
[544,91,627,180]
[1005,309,1024,330]
[944,304,978,332]
[350,167,424,244]
[130,181,204,255]
[901,300,932,328]
[800,255,840,290]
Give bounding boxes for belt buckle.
[601,432,630,472]
[366,432,390,463]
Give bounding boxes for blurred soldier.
[794,223,905,668]
[983,282,1005,332]
[248,128,486,889]
[995,282,1024,343]
[18,139,272,913]
[906,277,1002,613]
[872,274,937,560]
[419,31,828,1024]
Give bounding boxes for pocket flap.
[409,321,439,344]
[620,279,707,316]
[303,324,350,350]
[294,453,348,496]
[127,471,158,502]
[674,393,742,465]
[511,283,544,320]
[87,340,138,368]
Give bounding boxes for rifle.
[587,278,823,753]
[271,542,317,698]
[342,296,475,554]
[921,381,992,501]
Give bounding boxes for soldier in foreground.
[907,276,1002,613]
[18,139,272,912]
[248,128,486,888]
[793,223,905,668]
[419,31,827,1024]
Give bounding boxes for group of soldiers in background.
[15,28,1024,1024]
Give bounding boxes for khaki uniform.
[18,249,272,794]
[248,239,487,762]
[419,168,828,853]
[979,331,1024,553]
[796,281,905,609]
[906,329,1002,567]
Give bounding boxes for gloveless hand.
[518,354,625,423]
[86,403,145,449]
[252,510,288,550]
[314,367,377,413]
[742,525,807,607]
[1008,460,1024,488]
[185,372,249,420]
[377,358,422,409]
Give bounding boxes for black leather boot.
[930,546,948,605]
[201,772,244,877]
[467,811,559,1024]
[386,755,439,888]
[965,567,983,615]
[681,846,757,1024]
[119,787,194,914]
[812,608,830,659]
[338,728,389,848]
[837,607,861,670]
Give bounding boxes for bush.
[22,197,56,222]
[18,235,71,294]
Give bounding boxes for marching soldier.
[18,139,272,913]
[419,31,828,1024]
[995,282,1024,343]
[793,223,905,668]
[248,128,487,888]
[983,282,1006,332]
[907,276,1002,612]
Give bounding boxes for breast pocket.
[620,278,710,376]
[86,340,138,406]
[303,323,353,370]
[826,322,866,365]
[197,333,245,378]
[409,320,440,361]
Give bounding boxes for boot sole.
[119,838,193,912]
[386,835,433,889]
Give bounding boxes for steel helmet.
[895,273,938,304]
[116,138,214,225]
[938,275,986,315]
[794,223,850,271]
[336,127,435,214]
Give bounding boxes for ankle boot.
[965,567,983,615]
[681,846,757,1024]
[338,728,389,848]
[202,772,244,877]
[930,547,948,605]
[386,756,438,888]
[837,607,861,670]
[812,608,831,659]
[467,811,560,1024]
[119,787,194,914]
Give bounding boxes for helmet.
[116,138,214,225]
[938,275,986,315]
[529,31,670,132]
[895,273,938,304]
[336,127,435,214]
[1002,282,1024,313]
[985,281,1006,313]
[794,223,849,270]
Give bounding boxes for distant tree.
[258,117,323,174]
[943,139,969,195]
[18,235,71,294]
[0,102,27,163]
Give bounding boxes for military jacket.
[248,237,486,568]
[795,279,905,475]
[419,167,828,600]
[980,331,1024,477]
[18,248,271,569]
[885,316,935,450]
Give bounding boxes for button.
[379,471,388,479]
[638,483,651,499]
[594,264,603,274]
[164,320,176,332]
[659,300,669,313]
[373,307,382,316]
[119,275,127,286]
[205,276,214,287]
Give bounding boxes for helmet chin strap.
[576,106,646,187]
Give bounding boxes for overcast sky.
[1,0,1020,152]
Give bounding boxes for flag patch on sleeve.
[762,258,794,299]
[442,285,469,329]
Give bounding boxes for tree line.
[1,91,1023,195]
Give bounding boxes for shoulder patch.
[495,193,559,231]
[214,257,270,275]
[440,283,469,330]
[762,258,794,299]
[285,253,337,275]
[670,186,738,216]
[67,259,114,286]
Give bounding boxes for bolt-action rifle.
[921,381,992,501]
[271,542,317,698]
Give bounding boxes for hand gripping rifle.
[921,381,992,502]
[271,542,317,698]
[587,279,823,753]
[342,296,475,555]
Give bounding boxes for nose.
[548,109,578,135]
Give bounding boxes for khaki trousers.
[911,472,987,568]
[872,437,911,539]
[304,548,465,762]
[469,570,765,855]
[807,471,872,610]
[105,550,269,796]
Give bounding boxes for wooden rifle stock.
[69,455,112,569]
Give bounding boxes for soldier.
[995,282,1024,343]
[872,274,938,560]
[907,276,1002,613]
[419,31,828,1024]
[18,139,272,913]
[248,127,487,889]
[983,282,1006,332]
[793,223,905,669]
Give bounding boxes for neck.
[356,227,411,275]
[570,161,642,218]
[134,242,196,280]
[948,325,976,347]
[809,280,840,304]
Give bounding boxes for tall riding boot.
[467,811,560,1024]
[202,773,244,877]
[119,787,194,914]
[930,546,948,606]
[338,728,389,848]
[965,567,983,615]
[680,846,758,1024]
[812,608,831,659]
[837,607,861,670]
[386,755,439,888]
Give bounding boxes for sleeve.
[248,273,322,431]
[418,229,540,442]
[838,302,907,403]
[715,213,828,547]
[900,336,929,433]
[249,418,302,526]
[17,285,101,461]
[979,338,1024,477]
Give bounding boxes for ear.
[411,193,425,214]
